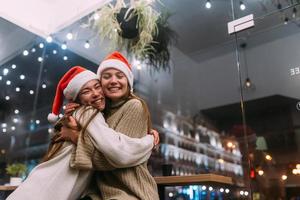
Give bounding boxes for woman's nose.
[92,89,101,97]
[109,75,117,83]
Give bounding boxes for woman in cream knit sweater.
[64,52,159,200]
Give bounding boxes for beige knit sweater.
[71,99,159,200]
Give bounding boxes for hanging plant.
[89,0,176,72]
[145,12,177,72]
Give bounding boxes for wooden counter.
[154,173,233,186]
[154,174,233,200]
[0,185,17,191]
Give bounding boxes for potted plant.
[6,163,27,186]
[88,0,176,71]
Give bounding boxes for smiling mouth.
[93,97,104,104]
[108,87,121,92]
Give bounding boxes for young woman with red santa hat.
[7,66,158,200]
[64,52,160,200]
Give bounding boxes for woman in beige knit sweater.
[63,52,159,200]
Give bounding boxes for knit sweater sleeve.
[73,106,154,168]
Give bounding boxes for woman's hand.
[149,129,160,148]
[53,126,79,144]
[54,116,80,144]
[62,116,80,130]
[64,102,80,117]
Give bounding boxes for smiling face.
[77,79,105,111]
[100,68,130,102]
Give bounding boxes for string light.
[6,80,11,85]
[0,76,2,80]
[2,128,6,133]
[15,87,20,92]
[284,17,289,25]
[293,7,297,18]
[220,188,224,193]
[63,56,68,61]
[3,68,9,76]
[225,189,230,193]
[265,154,272,161]
[1,123,7,128]
[11,126,16,131]
[31,48,36,53]
[35,120,40,124]
[61,42,67,50]
[23,50,29,56]
[66,32,73,40]
[46,36,53,43]
[39,43,44,48]
[14,109,19,114]
[205,0,211,9]
[240,1,246,10]
[53,50,57,54]
[281,175,287,180]
[20,74,25,80]
[42,83,47,89]
[13,118,19,123]
[84,41,90,49]
[11,64,16,69]
[38,57,43,62]
[29,90,34,95]
[93,13,100,20]
[5,96,10,101]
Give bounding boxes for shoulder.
[122,98,144,111]
[73,106,99,121]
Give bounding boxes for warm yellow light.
[296,164,300,169]
[227,142,233,148]
[265,154,272,161]
[292,169,298,175]
[281,175,287,180]
[258,170,264,176]
[218,159,224,163]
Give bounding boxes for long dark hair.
[42,106,99,162]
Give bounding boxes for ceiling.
[0,0,300,122]
[0,0,110,37]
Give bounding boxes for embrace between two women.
[7,51,160,200]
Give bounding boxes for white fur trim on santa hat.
[97,59,134,91]
[63,70,98,101]
[47,113,59,123]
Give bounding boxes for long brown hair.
[42,106,99,162]
[128,93,152,133]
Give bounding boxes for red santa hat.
[97,51,134,91]
[47,66,98,123]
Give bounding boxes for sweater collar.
[110,99,127,109]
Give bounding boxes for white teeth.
[95,99,102,104]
